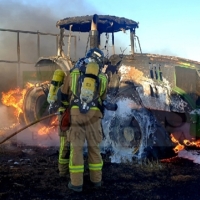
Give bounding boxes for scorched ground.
[0,144,200,200]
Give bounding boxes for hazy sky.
[0,0,200,62]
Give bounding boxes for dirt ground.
[0,144,200,200]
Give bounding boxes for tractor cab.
[35,14,140,70]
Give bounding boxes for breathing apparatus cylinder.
[80,62,99,104]
[47,69,65,104]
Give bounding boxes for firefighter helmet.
[85,48,104,68]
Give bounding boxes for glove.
[60,108,70,132]
[103,101,118,111]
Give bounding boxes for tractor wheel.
[102,98,176,162]
[20,84,59,145]
[22,84,59,134]
[22,86,49,125]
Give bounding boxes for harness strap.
[84,73,98,80]
[70,69,106,114]
[51,80,63,87]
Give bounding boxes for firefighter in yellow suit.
[60,48,108,192]
[47,69,70,177]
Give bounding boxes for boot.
[68,182,82,192]
[91,181,102,188]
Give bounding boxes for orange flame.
[38,126,54,135]
[1,82,57,137]
[1,83,34,119]
[170,134,200,153]
[38,116,58,135]
[170,134,185,153]
[183,139,200,147]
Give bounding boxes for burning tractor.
[19,14,200,161]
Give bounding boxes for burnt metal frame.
[0,28,76,86]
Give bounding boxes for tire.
[21,84,59,145]
[22,86,49,125]
[102,97,176,162]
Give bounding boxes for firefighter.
[47,69,70,177]
[60,48,108,192]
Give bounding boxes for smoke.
[0,0,99,90]
[0,1,57,62]
[178,150,200,164]
[0,104,17,129]
[16,124,60,147]
[0,104,19,145]
[0,0,99,30]
[0,0,99,58]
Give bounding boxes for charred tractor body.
[22,14,200,161]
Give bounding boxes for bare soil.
[0,144,200,200]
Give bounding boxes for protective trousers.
[58,115,70,176]
[68,114,103,186]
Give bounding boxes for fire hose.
[0,99,117,145]
[0,113,58,145]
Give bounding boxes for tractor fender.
[35,56,73,74]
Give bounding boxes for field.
[0,144,200,200]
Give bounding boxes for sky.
[0,0,200,62]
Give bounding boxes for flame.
[38,126,54,135]
[170,134,200,153]
[170,134,185,153]
[1,82,57,137]
[1,83,34,119]
[38,116,58,135]
[183,139,200,147]
[161,156,179,163]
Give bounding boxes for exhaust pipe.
[89,14,100,49]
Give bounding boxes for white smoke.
[0,104,18,135]
[0,105,15,127]
[178,150,200,164]
[16,125,59,147]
